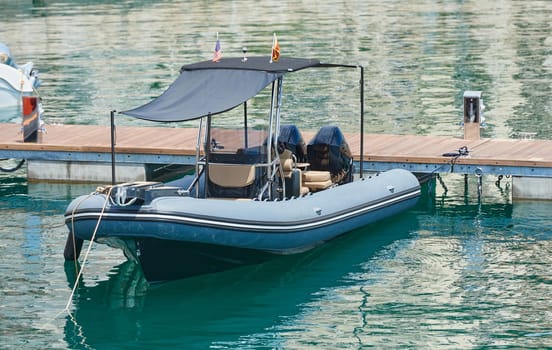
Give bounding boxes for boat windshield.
[208,122,269,164]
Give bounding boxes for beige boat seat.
[279,149,294,178]
[280,150,309,196]
[302,170,332,191]
[208,163,258,198]
[208,163,256,187]
[281,157,295,178]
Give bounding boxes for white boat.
[0,42,41,109]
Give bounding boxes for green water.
[2,0,552,137]
[1,0,552,349]
[1,175,551,348]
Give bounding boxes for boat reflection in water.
[63,206,421,349]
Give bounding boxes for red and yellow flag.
[271,33,280,63]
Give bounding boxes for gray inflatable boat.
[64,56,420,282]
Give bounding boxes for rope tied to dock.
[442,146,469,173]
[64,186,114,313]
[442,146,469,158]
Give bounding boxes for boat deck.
[1,123,552,178]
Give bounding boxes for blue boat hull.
[136,238,276,281]
[65,169,421,282]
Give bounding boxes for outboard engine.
[307,126,353,184]
[279,124,307,163]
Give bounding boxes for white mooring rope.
[64,186,113,313]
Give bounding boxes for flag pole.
[213,32,222,62]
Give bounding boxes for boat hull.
[0,80,33,108]
[136,238,276,282]
[65,169,421,282]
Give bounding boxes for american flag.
[213,36,222,62]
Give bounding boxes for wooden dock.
[1,122,552,198]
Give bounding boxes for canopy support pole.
[243,102,248,148]
[110,110,116,185]
[204,114,212,198]
[275,77,283,146]
[359,66,365,178]
[265,81,277,200]
[259,78,282,200]
[194,117,205,198]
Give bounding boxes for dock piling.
[463,91,483,140]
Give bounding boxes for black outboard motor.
[307,126,353,184]
[279,124,308,163]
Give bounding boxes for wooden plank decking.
[2,123,552,177]
[0,123,198,156]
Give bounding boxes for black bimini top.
[121,56,323,122]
